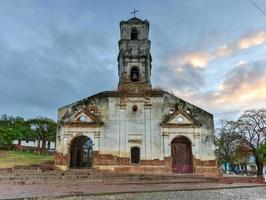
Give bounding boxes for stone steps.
[219,176,265,184]
[0,175,213,181]
[0,168,218,185]
[0,178,218,186]
[0,175,214,180]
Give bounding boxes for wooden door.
[171,137,193,173]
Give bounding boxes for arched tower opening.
[130,67,139,82]
[131,28,138,40]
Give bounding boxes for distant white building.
[13,139,56,150]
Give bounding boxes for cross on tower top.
[130,8,139,17]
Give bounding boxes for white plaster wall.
[100,97,120,155]
[150,97,165,160]
[57,94,216,163]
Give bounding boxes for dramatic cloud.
[169,30,266,70]
[163,29,266,121]
[216,61,266,104]
[0,27,117,119]
[172,60,266,116]
[0,0,266,121]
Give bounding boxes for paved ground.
[0,182,265,199]
[57,187,266,200]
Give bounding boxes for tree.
[232,109,266,177]
[258,141,266,162]
[27,117,57,150]
[0,115,32,145]
[215,120,237,164]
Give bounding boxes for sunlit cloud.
[237,31,266,49]
[215,79,266,105]
[178,52,213,68]
[171,61,266,115]
[169,30,266,71]
[165,30,266,118]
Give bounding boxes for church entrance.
[70,136,93,168]
[171,136,193,173]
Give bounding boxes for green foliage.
[258,142,266,161]
[0,114,57,148]
[0,115,33,144]
[27,117,57,149]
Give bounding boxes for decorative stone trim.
[63,121,103,128]
[163,124,200,128]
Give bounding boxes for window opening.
[131,28,138,40]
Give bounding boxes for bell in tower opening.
[117,17,152,92]
[130,67,139,82]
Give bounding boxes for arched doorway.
[171,136,193,173]
[70,136,93,168]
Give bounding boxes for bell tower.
[117,17,152,92]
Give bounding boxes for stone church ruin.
[55,17,219,176]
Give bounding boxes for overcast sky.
[0,0,266,122]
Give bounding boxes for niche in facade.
[132,105,138,112]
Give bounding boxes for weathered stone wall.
[55,91,218,176]
[118,19,152,91]
[120,20,149,40]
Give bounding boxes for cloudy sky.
[0,0,266,123]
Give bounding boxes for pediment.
[61,109,103,127]
[168,113,193,125]
[161,110,201,128]
[74,112,94,123]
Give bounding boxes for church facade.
[55,17,219,176]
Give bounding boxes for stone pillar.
[94,132,100,151]
[163,132,171,172]
[162,132,170,157]
[144,103,152,160]
[93,132,100,165]
[193,132,201,160]
[119,100,127,158]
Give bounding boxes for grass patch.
[0,150,54,169]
